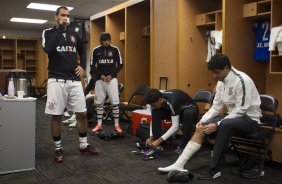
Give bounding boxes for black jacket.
[42,26,86,80]
[90,45,123,79]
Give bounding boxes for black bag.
[136,123,150,141]
[98,130,126,141]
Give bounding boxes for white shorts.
[45,79,86,115]
[94,78,119,105]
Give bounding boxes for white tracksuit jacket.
[200,67,261,125]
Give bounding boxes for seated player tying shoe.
[145,88,199,155]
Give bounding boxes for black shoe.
[241,166,264,179]
[54,148,63,163]
[135,142,148,151]
[79,144,100,155]
[232,165,264,177]
[197,167,221,180]
[232,156,260,176]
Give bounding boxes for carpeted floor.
[0,98,282,184]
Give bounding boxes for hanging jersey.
[253,21,270,61]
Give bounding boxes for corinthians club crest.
[108,51,113,57]
[70,35,76,43]
[228,87,233,96]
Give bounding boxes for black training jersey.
[162,89,195,116]
[42,26,86,80]
[90,45,123,79]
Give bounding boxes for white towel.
[269,26,282,51]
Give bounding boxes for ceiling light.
[27,3,74,11]
[10,18,47,24]
[2,36,6,39]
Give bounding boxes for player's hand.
[146,137,153,147]
[203,123,217,135]
[196,121,203,129]
[104,75,112,82]
[75,65,85,78]
[152,138,163,148]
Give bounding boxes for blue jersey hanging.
[253,21,270,61]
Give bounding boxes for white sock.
[54,140,62,150]
[112,105,119,126]
[175,141,201,168]
[79,137,88,149]
[114,119,119,126]
[158,141,201,173]
[96,106,103,126]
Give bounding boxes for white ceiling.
[0,0,128,34]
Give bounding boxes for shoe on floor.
[64,111,71,118]
[114,125,123,133]
[197,166,221,180]
[62,118,75,124]
[54,148,63,163]
[92,124,103,133]
[167,170,194,183]
[143,147,161,157]
[158,163,187,173]
[68,121,77,127]
[67,114,76,121]
[232,165,264,178]
[62,114,76,124]
[240,166,264,179]
[79,144,100,155]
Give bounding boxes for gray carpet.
[0,98,282,184]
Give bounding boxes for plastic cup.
[17,90,24,99]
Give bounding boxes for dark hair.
[207,53,231,71]
[100,32,111,43]
[56,6,69,15]
[145,88,163,104]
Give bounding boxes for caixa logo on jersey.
[56,46,77,53]
[98,59,114,64]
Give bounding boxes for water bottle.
[8,80,15,96]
